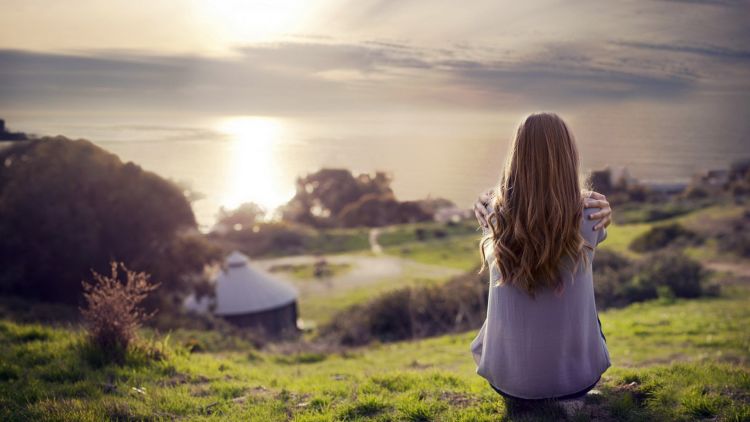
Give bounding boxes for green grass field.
[298,272,453,327]
[296,200,749,330]
[2,200,749,420]
[299,275,444,325]
[1,283,749,421]
[382,201,748,271]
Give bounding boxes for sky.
[1,0,749,118]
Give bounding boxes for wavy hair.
[480,113,592,298]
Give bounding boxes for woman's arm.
[473,189,613,231]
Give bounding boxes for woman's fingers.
[474,189,494,229]
[588,208,612,219]
[583,191,613,229]
[594,214,611,231]
[592,208,613,230]
[584,199,609,209]
[474,200,489,228]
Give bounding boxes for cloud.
[0,35,743,116]
[656,0,746,7]
[613,41,750,61]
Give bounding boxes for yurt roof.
[214,251,298,316]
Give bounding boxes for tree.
[215,202,266,230]
[279,168,394,227]
[0,137,220,305]
[338,193,433,227]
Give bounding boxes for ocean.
[3,105,748,230]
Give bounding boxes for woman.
[470,112,612,403]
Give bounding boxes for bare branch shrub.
[80,261,160,364]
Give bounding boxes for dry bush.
[80,261,160,364]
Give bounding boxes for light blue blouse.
[470,205,611,399]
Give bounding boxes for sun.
[191,0,319,44]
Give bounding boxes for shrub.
[592,250,638,308]
[718,231,750,257]
[320,269,487,346]
[716,211,750,257]
[629,223,699,252]
[80,262,160,364]
[594,249,708,306]
[593,249,631,272]
[634,251,705,299]
[614,199,713,224]
[338,193,433,227]
[324,249,713,346]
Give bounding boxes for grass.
[587,200,747,262]
[2,284,749,421]
[612,198,717,225]
[298,272,455,326]
[284,204,688,328]
[302,228,372,255]
[339,200,744,333]
[3,199,749,420]
[598,223,652,259]
[384,237,481,271]
[376,220,480,247]
[380,220,653,272]
[378,202,698,270]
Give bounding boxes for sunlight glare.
[218,116,293,215]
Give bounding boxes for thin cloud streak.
[0,36,724,115]
[614,41,750,61]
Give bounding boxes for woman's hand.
[474,189,613,231]
[474,189,494,230]
[583,191,612,230]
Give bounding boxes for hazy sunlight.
[218,116,293,214]
[191,0,319,44]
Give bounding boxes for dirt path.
[704,260,750,280]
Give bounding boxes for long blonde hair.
[480,112,592,298]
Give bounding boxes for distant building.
[184,251,300,339]
[434,206,473,223]
[694,169,730,187]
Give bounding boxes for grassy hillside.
[3,200,749,420]
[2,284,748,421]
[271,200,748,328]
[383,202,748,272]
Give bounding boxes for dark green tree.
[0,137,220,305]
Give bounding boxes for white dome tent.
[212,251,299,338]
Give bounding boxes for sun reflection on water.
[217,116,294,215]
